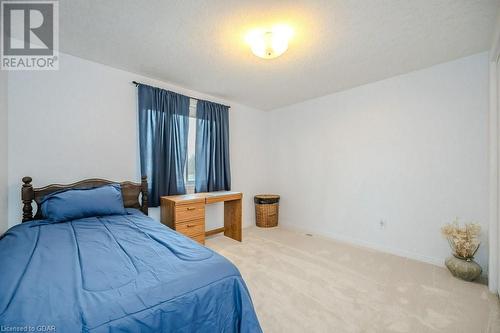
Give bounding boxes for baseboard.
[279,224,444,268]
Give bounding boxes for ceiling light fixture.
[245,24,294,59]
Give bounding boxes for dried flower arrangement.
[441,219,481,261]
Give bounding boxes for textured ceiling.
[59,0,499,110]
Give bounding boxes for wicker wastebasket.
[254,195,280,228]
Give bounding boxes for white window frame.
[185,99,197,194]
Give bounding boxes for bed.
[0,177,262,333]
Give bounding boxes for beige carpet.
[206,227,500,333]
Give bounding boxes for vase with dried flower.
[441,220,482,281]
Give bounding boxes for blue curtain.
[138,84,190,206]
[195,100,231,193]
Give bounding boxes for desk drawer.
[175,219,205,237]
[192,233,205,245]
[175,203,205,222]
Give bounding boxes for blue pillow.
[41,184,127,223]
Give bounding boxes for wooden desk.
[161,191,242,245]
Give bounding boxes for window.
[185,99,197,193]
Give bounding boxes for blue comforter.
[0,209,262,333]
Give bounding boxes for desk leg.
[224,199,242,241]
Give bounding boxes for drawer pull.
[187,224,197,228]
[186,207,196,211]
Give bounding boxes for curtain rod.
[132,81,230,109]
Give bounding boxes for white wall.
[489,10,500,292]
[267,53,490,271]
[7,52,268,230]
[0,70,7,233]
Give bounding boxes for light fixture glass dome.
[245,25,294,59]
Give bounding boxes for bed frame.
[21,176,148,222]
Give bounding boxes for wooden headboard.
[21,176,149,222]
